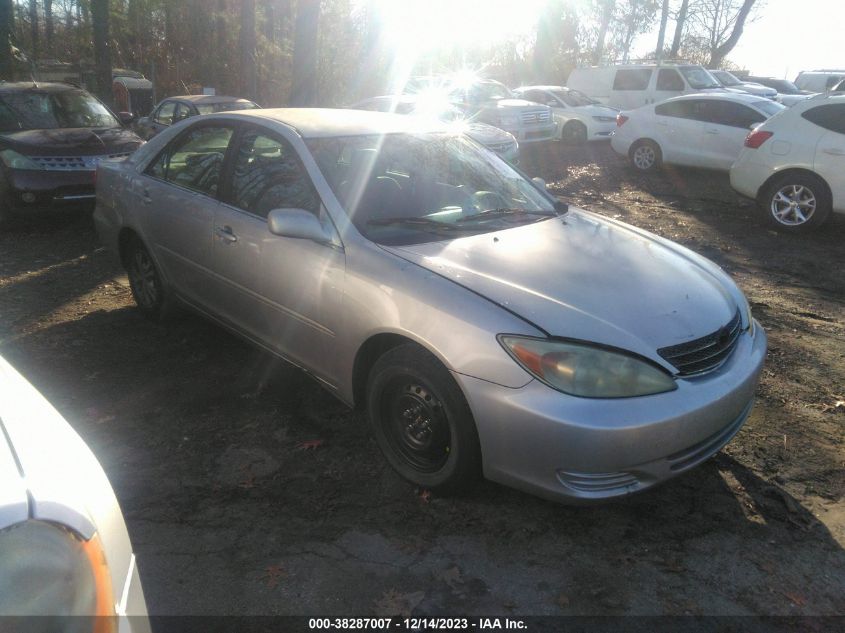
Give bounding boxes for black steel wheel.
[125,238,168,320]
[367,344,481,492]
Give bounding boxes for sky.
[635,0,845,80]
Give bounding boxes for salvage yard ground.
[0,142,843,616]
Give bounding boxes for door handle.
[215,225,238,243]
[822,147,845,156]
[141,188,152,204]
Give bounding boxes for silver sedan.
[94,109,766,502]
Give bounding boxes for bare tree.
[655,0,670,59]
[593,0,615,64]
[0,0,13,79]
[29,0,38,60]
[290,0,318,105]
[239,0,257,100]
[669,0,690,58]
[685,0,759,68]
[44,0,52,56]
[91,0,112,106]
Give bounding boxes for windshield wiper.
[454,208,558,224]
[367,216,474,232]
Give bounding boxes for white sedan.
[0,356,149,629]
[513,85,619,144]
[731,94,845,232]
[611,93,785,171]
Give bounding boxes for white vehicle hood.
[572,104,619,118]
[383,209,739,369]
[464,122,515,144]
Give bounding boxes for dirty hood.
[0,127,143,156]
[383,209,740,367]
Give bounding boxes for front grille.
[658,310,743,375]
[30,153,131,171]
[520,109,551,125]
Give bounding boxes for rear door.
[804,103,845,210]
[652,68,686,105]
[140,122,237,307]
[700,101,766,169]
[652,99,709,166]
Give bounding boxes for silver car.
[94,109,766,502]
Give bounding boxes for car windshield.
[306,132,557,246]
[713,71,741,86]
[679,66,721,89]
[196,101,259,115]
[0,89,119,131]
[549,88,597,107]
[752,100,786,117]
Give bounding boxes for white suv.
[730,93,845,232]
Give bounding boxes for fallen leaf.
[417,488,432,503]
[781,591,806,607]
[296,439,325,450]
[374,589,425,617]
[556,593,570,607]
[261,564,285,589]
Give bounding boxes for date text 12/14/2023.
[308,618,527,630]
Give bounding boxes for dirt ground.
[0,142,843,618]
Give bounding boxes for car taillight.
[744,130,773,149]
[616,114,629,127]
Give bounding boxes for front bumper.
[505,123,558,144]
[2,168,96,212]
[455,322,766,502]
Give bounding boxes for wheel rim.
[770,184,816,226]
[380,378,451,473]
[128,248,159,309]
[633,145,655,169]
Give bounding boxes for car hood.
[571,104,619,117]
[486,98,548,111]
[382,209,738,368]
[464,122,515,144]
[0,126,143,156]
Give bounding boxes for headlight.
[499,335,677,398]
[498,114,519,127]
[0,520,116,629]
[0,149,44,170]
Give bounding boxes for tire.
[125,237,170,320]
[629,139,662,171]
[758,172,832,233]
[366,343,481,493]
[561,121,588,145]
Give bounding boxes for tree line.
[0,0,759,108]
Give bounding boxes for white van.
[794,70,845,93]
[567,63,724,110]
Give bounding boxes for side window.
[153,101,176,125]
[708,101,764,128]
[656,69,684,91]
[146,125,234,197]
[613,69,653,91]
[173,103,192,123]
[801,104,845,134]
[654,100,693,118]
[229,128,320,218]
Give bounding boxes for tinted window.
[802,104,845,134]
[154,101,177,125]
[655,100,701,119]
[147,125,234,196]
[229,128,319,218]
[173,103,192,123]
[706,101,765,128]
[613,69,652,91]
[657,69,684,91]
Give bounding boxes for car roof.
[0,81,83,94]
[163,95,254,104]
[665,92,769,104]
[223,108,447,138]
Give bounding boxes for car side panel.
[814,129,845,212]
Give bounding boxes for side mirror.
[267,208,331,243]
[118,111,136,125]
[532,177,547,190]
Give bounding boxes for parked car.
[611,93,785,171]
[566,62,724,110]
[94,108,765,503]
[512,85,618,144]
[446,78,558,144]
[794,70,845,93]
[730,94,845,232]
[709,70,777,99]
[0,355,149,628]
[349,95,519,163]
[134,95,259,139]
[0,82,143,227]
[745,76,814,106]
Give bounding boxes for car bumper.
[505,124,558,144]
[455,322,766,502]
[589,121,616,140]
[729,158,772,199]
[610,133,632,157]
[2,168,96,212]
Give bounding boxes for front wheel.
[560,121,588,145]
[759,172,832,232]
[366,344,481,493]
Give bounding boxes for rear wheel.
[561,121,588,145]
[629,139,662,171]
[759,172,832,232]
[125,238,170,320]
[366,344,481,493]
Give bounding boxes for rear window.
[613,69,652,91]
[801,104,845,134]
